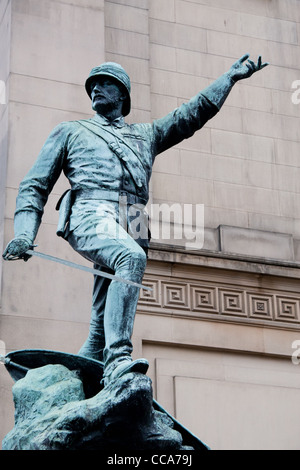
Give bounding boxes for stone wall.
[107,0,300,260]
[149,0,300,260]
[0,1,11,304]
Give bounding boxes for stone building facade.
[1,0,300,450]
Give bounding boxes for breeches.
[67,202,148,372]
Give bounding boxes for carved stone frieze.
[138,249,300,329]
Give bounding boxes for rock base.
[2,364,193,451]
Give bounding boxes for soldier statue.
[3,54,268,386]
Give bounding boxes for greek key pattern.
[139,278,300,326]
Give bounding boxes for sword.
[25,250,152,291]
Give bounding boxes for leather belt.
[75,188,147,206]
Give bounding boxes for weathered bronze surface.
[2,55,268,385]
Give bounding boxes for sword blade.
[26,250,152,291]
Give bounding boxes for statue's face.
[90,76,125,116]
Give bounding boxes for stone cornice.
[138,243,300,331]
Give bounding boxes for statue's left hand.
[228,54,269,82]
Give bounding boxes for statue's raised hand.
[229,54,269,82]
[2,238,33,261]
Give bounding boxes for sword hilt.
[2,241,38,262]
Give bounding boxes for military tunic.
[14,72,234,246]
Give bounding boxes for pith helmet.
[85,62,131,116]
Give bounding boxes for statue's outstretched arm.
[152,54,269,155]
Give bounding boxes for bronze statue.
[2,54,268,386]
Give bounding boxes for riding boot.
[102,276,148,385]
